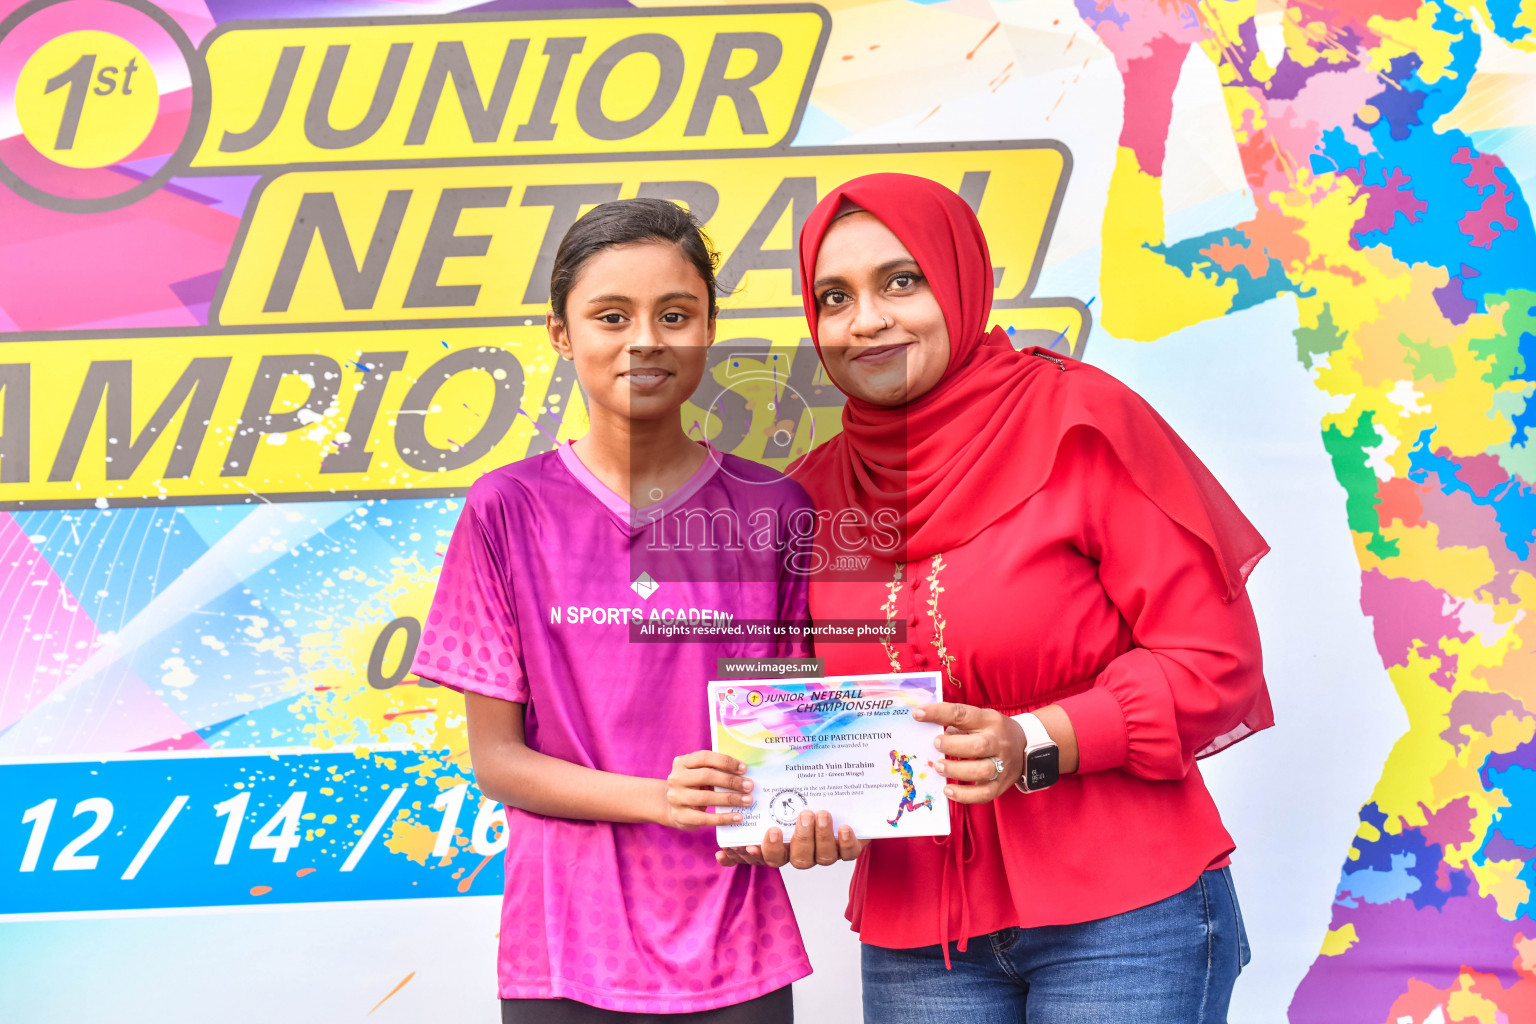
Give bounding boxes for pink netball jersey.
[411,443,813,1012]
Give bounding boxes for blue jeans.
[861,867,1250,1024]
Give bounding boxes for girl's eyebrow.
[813,259,920,291]
[583,291,701,306]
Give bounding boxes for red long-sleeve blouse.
[810,426,1267,951]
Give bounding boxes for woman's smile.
[850,342,912,366]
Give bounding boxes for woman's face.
[810,212,951,407]
[547,240,714,425]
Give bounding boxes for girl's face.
[810,212,951,407]
[547,240,714,425]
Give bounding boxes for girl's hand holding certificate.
[663,751,755,830]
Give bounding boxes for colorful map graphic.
[1073,1,1536,1019]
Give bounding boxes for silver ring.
[881,316,890,329]
[987,756,1005,782]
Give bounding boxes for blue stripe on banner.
[0,749,505,915]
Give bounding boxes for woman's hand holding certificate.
[715,809,867,869]
[916,702,1029,801]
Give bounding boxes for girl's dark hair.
[548,197,720,321]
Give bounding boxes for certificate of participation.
[709,672,951,846]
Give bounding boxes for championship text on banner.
[0,143,1087,510]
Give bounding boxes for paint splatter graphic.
[1071,1,1536,1019]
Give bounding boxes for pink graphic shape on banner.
[0,513,201,751]
[0,152,240,328]
[0,511,104,730]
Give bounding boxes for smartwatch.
[1011,712,1059,793]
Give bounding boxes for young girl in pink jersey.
[411,199,814,1022]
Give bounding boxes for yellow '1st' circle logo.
[16,30,159,169]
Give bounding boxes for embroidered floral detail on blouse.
[880,562,905,672]
[878,556,958,689]
[924,553,959,692]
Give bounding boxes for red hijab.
[791,173,1273,753]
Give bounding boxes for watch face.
[1025,747,1059,791]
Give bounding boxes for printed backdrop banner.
[0,2,1532,1023]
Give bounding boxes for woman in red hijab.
[745,173,1272,1021]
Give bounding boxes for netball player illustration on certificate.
[887,749,934,826]
[410,199,813,1024]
